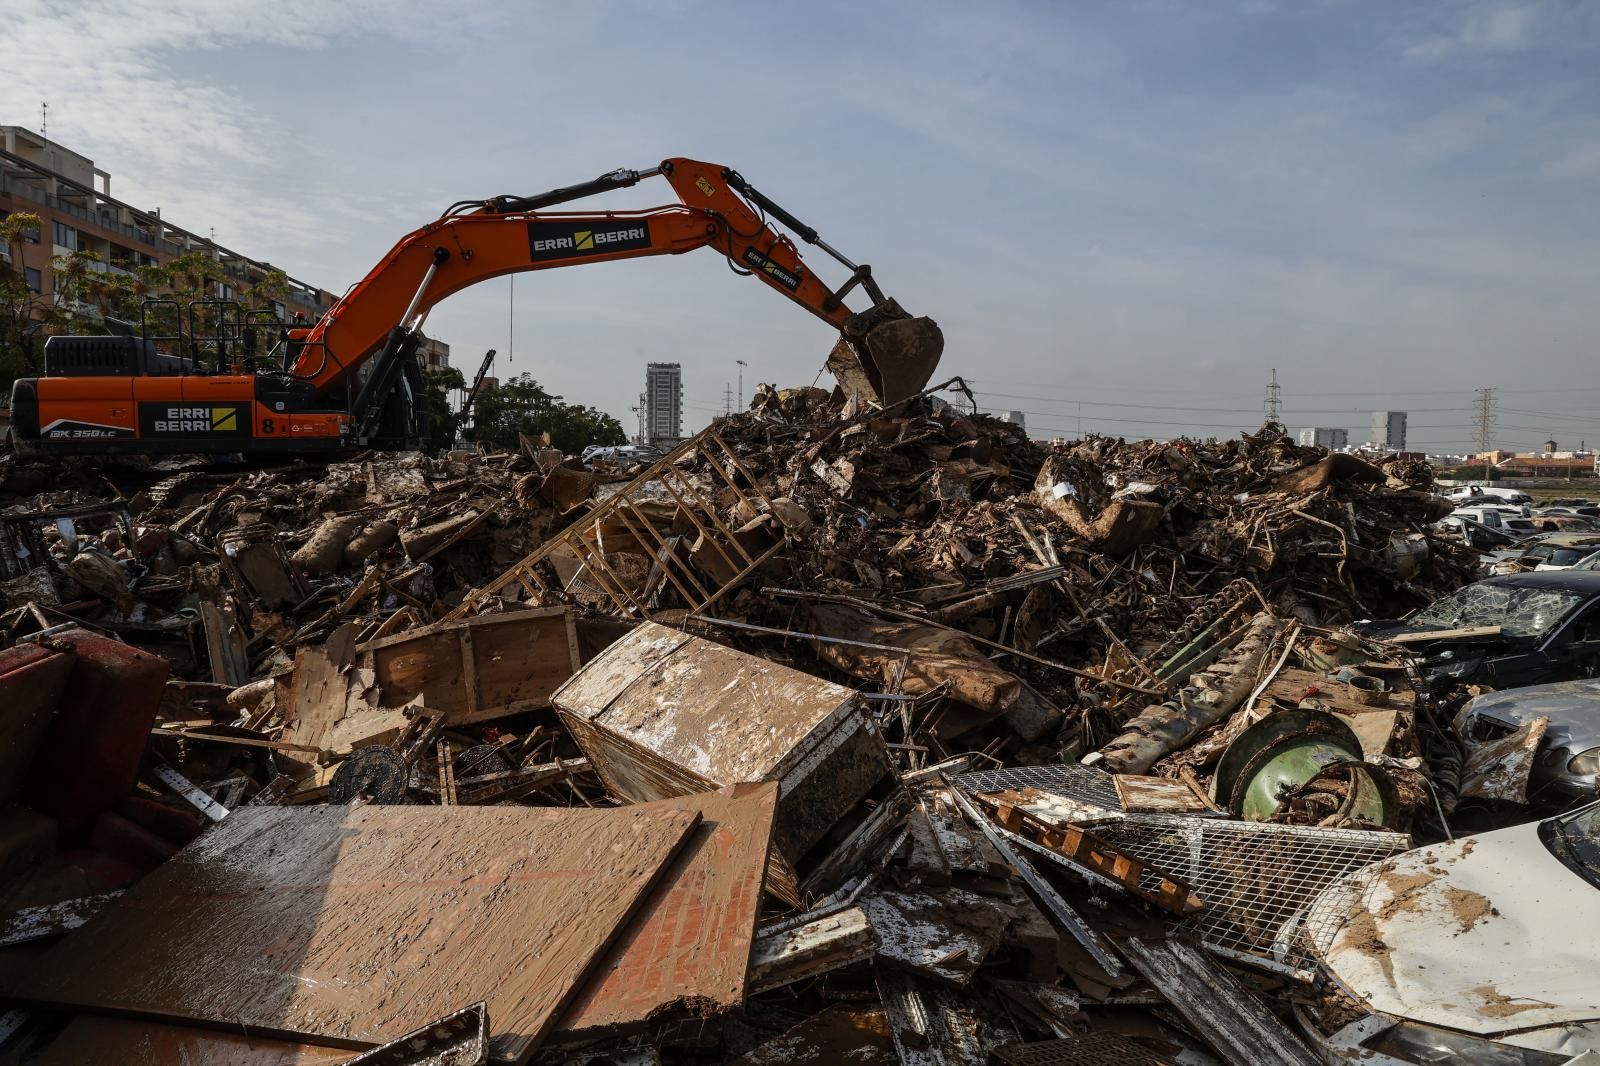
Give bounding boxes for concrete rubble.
[1,386,1597,1065]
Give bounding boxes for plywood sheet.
[36,1016,348,1066]
[553,782,777,1041]
[14,804,698,1063]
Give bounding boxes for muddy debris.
[0,387,1585,1065]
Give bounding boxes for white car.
[1304,802,1600,1063]
[1447,486,1534,506]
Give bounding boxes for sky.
[4,0,1600,453]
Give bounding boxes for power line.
[1264,368,1282,423]
[970,390,1468,414]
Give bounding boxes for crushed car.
[1355,572,1600,691]
[1457,678,1600,807]
[1489,533,1600,575]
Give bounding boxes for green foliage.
[470,373,627,454]
[0,212,48,386]
[423,366,467,453]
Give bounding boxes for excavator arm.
[10,158,940,457]
[290,158,942,411]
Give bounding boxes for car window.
[1550,549,1600,567]
[1543,803,1600,890]
[1410,584,1587,639]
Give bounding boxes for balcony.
[0,174,47,204]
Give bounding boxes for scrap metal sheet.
[1119,937,1321,1066]
[12,805,698,1063]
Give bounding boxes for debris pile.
[3,386,1588,1066]
[0,447,597,679]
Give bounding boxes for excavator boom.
[10,158,942,456]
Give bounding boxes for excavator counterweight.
[9,158,942,456]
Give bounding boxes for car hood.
[1351,619,1525,650]
[1464,679,1600,751]
[1314,823,1600,1039]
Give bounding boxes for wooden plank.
[1386,625,1501,644]
[553,783,777,1042]
[198,601,245,686]
[13,804,699,1063]
[458,627,480,719]
[149,728,323,754]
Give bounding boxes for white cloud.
[1400,0,1598,61]
[0,0,457,276]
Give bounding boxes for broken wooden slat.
[876,967,1017,1066]
[149,728,322,754]
[973,792,1202,915]
[747,906,877,993]
[435,738,457,806]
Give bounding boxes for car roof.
[1525,533,1600,547]
[1480,570,1600,594]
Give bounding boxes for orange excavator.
[9,158,943,455]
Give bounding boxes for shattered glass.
[1409,584,1585,640]
[1546,802,1600,886]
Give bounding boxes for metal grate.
[989,1034,1177,1066]
[956,764,1124,811]
[1092,814,1409,980]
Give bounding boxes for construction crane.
[10,158,943,456]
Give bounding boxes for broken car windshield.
[1545,804,1600,887]
[1410,584,1585,640]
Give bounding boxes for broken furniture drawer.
[359,606,580,726]
[554,622,890,872]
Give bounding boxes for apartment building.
[0,124,333,323]
[644,362,683,447]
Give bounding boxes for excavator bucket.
[825,298,944,407]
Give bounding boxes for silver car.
[1457,679,1600,805]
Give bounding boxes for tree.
[0,212,49,389]
[470,373,628,454]
[0,223,300,394]
[422,365,466,453]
